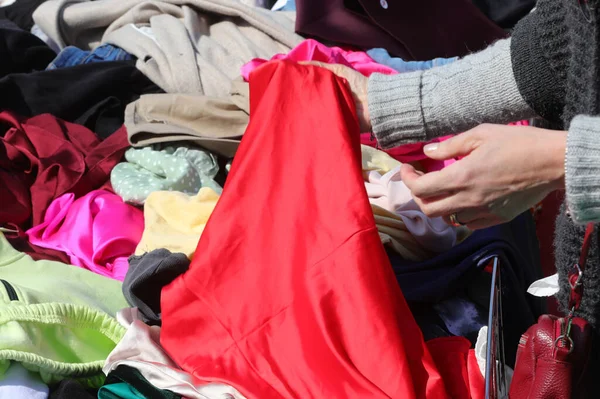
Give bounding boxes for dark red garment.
[161,61,479,398]
[295,0,506,60]
[0,111,128,235]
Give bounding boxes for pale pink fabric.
[240,39,397,80]
[26,190,144,280]
[365,166,457,252]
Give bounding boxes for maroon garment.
[0,111,128,248]
[295,0,507,60]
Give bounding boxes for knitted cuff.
[367,38,535,150]
[566,115,600,223]
[367,72,426,148]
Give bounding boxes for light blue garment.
[367,48,458,73]
[271,0,295,11]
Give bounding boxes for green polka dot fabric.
[111,145,222,204]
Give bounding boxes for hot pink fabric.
[241,39,397,80]
[26,190,144,280]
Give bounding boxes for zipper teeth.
[0,280,18,301]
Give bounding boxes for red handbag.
[509,223,595,398]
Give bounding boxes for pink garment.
[240,39,397,80]
[366,166,457,252]
[26,190,143,280]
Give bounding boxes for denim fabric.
[47,44,133,70]
[367,48,458,72]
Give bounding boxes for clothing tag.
[526,273,559,297]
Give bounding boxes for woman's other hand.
[302,62,371,132]
[401,124,567,229]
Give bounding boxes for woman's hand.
[302,62,371,132]
[400,124,568,229]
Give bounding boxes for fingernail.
[423,143,438,152]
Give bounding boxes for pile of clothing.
[0,0,542,398]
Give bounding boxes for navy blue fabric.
[47,44,133,70]
[390,212,541,302]
[391,212,545,366]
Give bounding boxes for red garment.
[427,338,485,399]
[161,61,475,398]
[0,111,128,236]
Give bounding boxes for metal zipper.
[0,279,18,301]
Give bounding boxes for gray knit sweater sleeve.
[367,38,537,148]
[566,115,600,224]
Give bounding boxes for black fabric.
[124,249,190,325]
[471,0,536,29]
[295,0,506,60]
[102,366,181,399]
[0,61,163,138]
[0,20,55,76]
[49,380,98,399]
[0,0,49,31]
[511,1,569,124]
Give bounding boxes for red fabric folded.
[161,61,479,398]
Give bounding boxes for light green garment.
[0,233,127,387]
[110,145,222,204]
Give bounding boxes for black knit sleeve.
[510,0,569,123]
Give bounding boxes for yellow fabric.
[135,188,220,259]
[361,145,401,174]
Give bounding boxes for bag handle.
[569,223,595,311]
[555,223,595,355]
